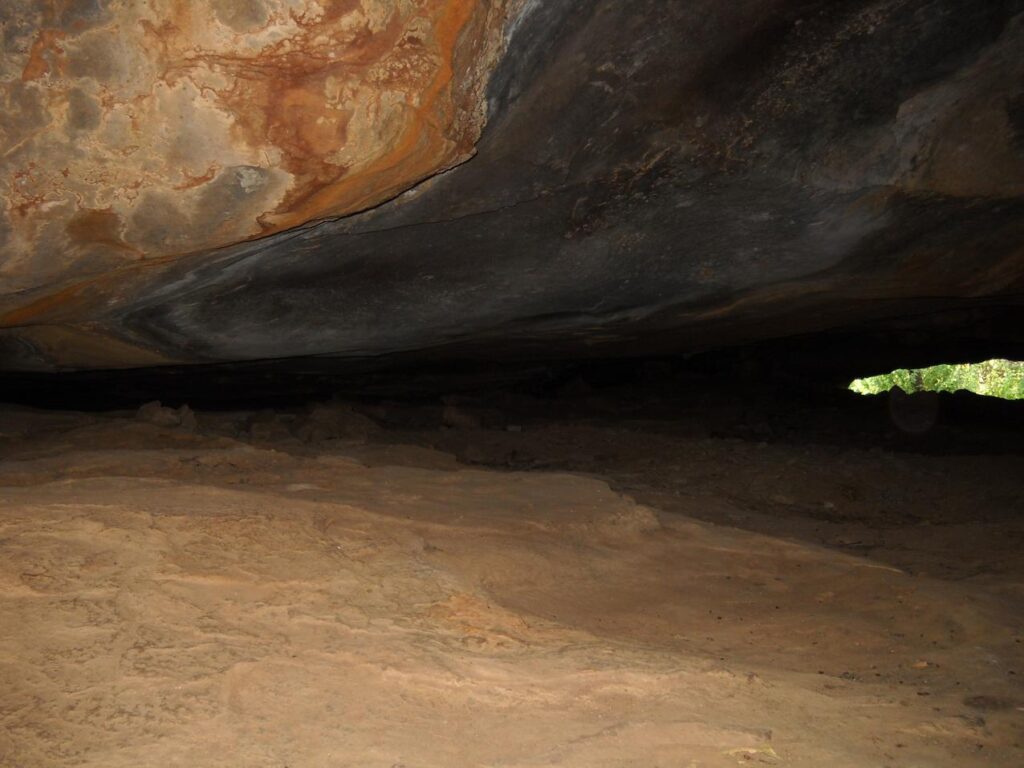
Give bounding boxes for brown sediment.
[0,402,1021,765]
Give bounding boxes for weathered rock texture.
[0,0,510,288]
[1,0,1023,369]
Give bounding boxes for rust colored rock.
[0,0,510,294]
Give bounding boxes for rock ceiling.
[1,0,509,288]
[1,0,1022,370]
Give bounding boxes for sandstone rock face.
[0,1,1022,370]
[0,0,509,294]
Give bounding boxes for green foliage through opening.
[849,360,1024,400]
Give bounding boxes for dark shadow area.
[1,330,1022,456]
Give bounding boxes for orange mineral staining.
[0,0,512,299]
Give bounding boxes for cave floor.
[0,403,1022,767]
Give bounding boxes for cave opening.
[850,359,1024,400]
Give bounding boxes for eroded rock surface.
[0,1,1022,369]
[0,0,510,292]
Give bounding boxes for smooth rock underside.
[1,0,1023,369]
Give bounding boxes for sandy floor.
[1,404,1022,767]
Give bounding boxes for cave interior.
[1,0,1023,765]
